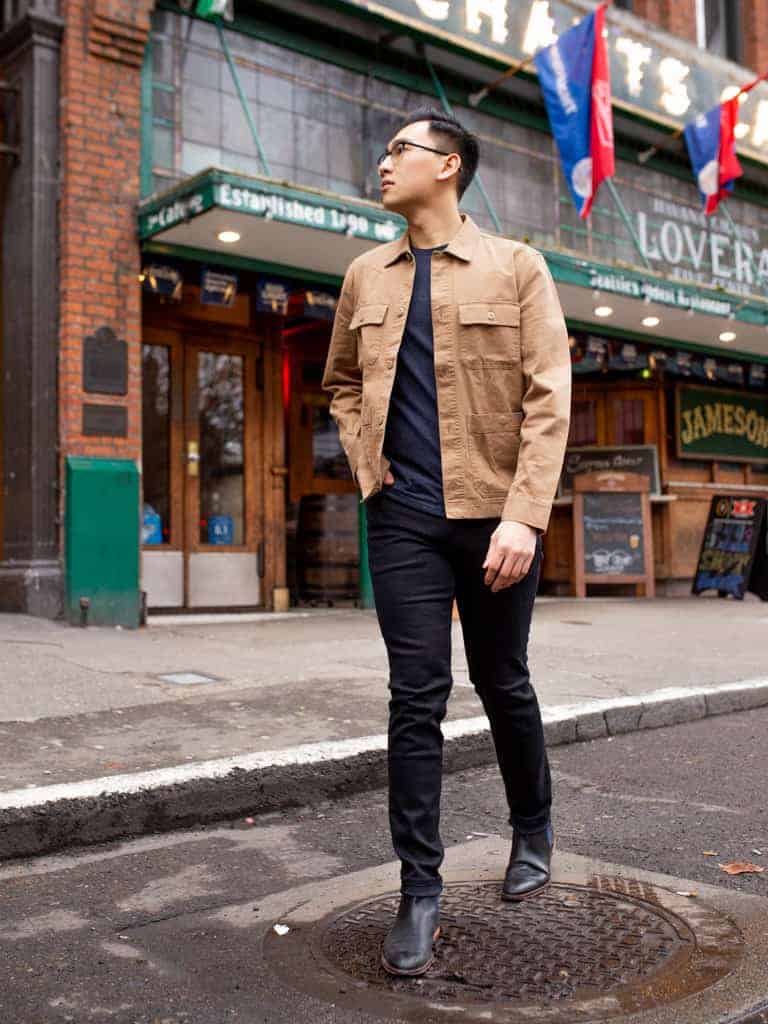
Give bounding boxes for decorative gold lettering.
[680,409,694,445]
[692,405,707,440]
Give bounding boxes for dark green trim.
[138,166,406,242]
[141,241,344,287]
[565,318,768,367]
[542,246,768,324]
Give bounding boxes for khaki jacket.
[321,212,572,533]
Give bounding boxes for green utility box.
[65,456,141,628]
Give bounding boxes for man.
[322,105,572,977]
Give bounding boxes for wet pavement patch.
[269,877,742,1022]
[157,671,221,685]
[124,845,768,1024]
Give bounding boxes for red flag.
[583,2,614,219]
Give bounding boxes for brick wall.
[742,0,768,72]
[631,0,698,44]
[58,0,153,533]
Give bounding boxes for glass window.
[311,404,351,480]
[198,352,245,545]
[569,400,598,446]
[141,345,171,545]
[612,398,646,445]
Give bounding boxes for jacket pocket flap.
[349,303,388,330]
[458,302,520,327]
[467,412,523,432]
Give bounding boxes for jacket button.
[487,310,496,320]
[386,357,394,368]
[398,306,405,315]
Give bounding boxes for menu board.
[582,491,646,576]
[573,470,654,597]
[692,496,768,600]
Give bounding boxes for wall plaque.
[83,403,128,437]
[83,326,128,395]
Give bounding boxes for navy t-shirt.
[381,242,448,517]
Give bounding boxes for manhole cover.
[266,878,743,1022]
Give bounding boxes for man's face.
[377,120,458,212]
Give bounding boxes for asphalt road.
[1,707,766,1024]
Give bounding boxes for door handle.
[186,440,200,477]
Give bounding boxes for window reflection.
[141,345,171,545]
[198,352,245,545]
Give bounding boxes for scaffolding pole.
[418,45,504,235]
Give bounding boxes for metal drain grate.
[317,881,686,1004]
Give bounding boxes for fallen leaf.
[702,851,719,857]
[718,861,765,875]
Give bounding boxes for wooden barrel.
[297,493,360,604]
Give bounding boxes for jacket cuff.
[501,493,552,533]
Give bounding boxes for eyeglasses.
[376,138,453,168]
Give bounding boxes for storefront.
[132,0,768,611]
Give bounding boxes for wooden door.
[183,337,264,607]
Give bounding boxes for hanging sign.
[141,263,183,300]
[255,278,290,314]
[303,290,337,320]
[676,383,768,463]
[201,267,238,306]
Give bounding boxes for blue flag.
[534,4,614,219]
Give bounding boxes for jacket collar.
[382,212,480,267]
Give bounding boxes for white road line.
[1,678,766,813]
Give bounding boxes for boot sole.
[500,877,551,902]
[380,925,442,976]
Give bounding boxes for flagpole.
[602,178,652,270]
[467,0,614,107]
[638,70,768,164]
[418,44,504,234]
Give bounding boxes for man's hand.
[384,470,395,485]
[483,521,538,592]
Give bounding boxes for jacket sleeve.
[321,260,373,491]
[502,250,572,534]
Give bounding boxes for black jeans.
[365,488,552,897]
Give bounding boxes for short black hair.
[393,105,479,200]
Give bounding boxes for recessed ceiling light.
[218,229,241,243]
[642,316,660,327]
[594,305,613,317]
[719,330,736,342]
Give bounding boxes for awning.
[542,249,768,364]
[137,167,768,364]
[137,167,407,279]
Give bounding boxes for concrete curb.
[1,677,766,861]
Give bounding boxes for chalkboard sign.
[573,471,655,598]
[582,491,645,575]
[559,445,661,496]
[692,495,768,600]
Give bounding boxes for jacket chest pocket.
[349,303,389,366]
[458,301,520,365]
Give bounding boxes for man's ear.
[437,153,461,183]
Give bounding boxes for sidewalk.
[0,595,766,858]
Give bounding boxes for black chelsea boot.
[501,823,554,901]
[381,893,441,976]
